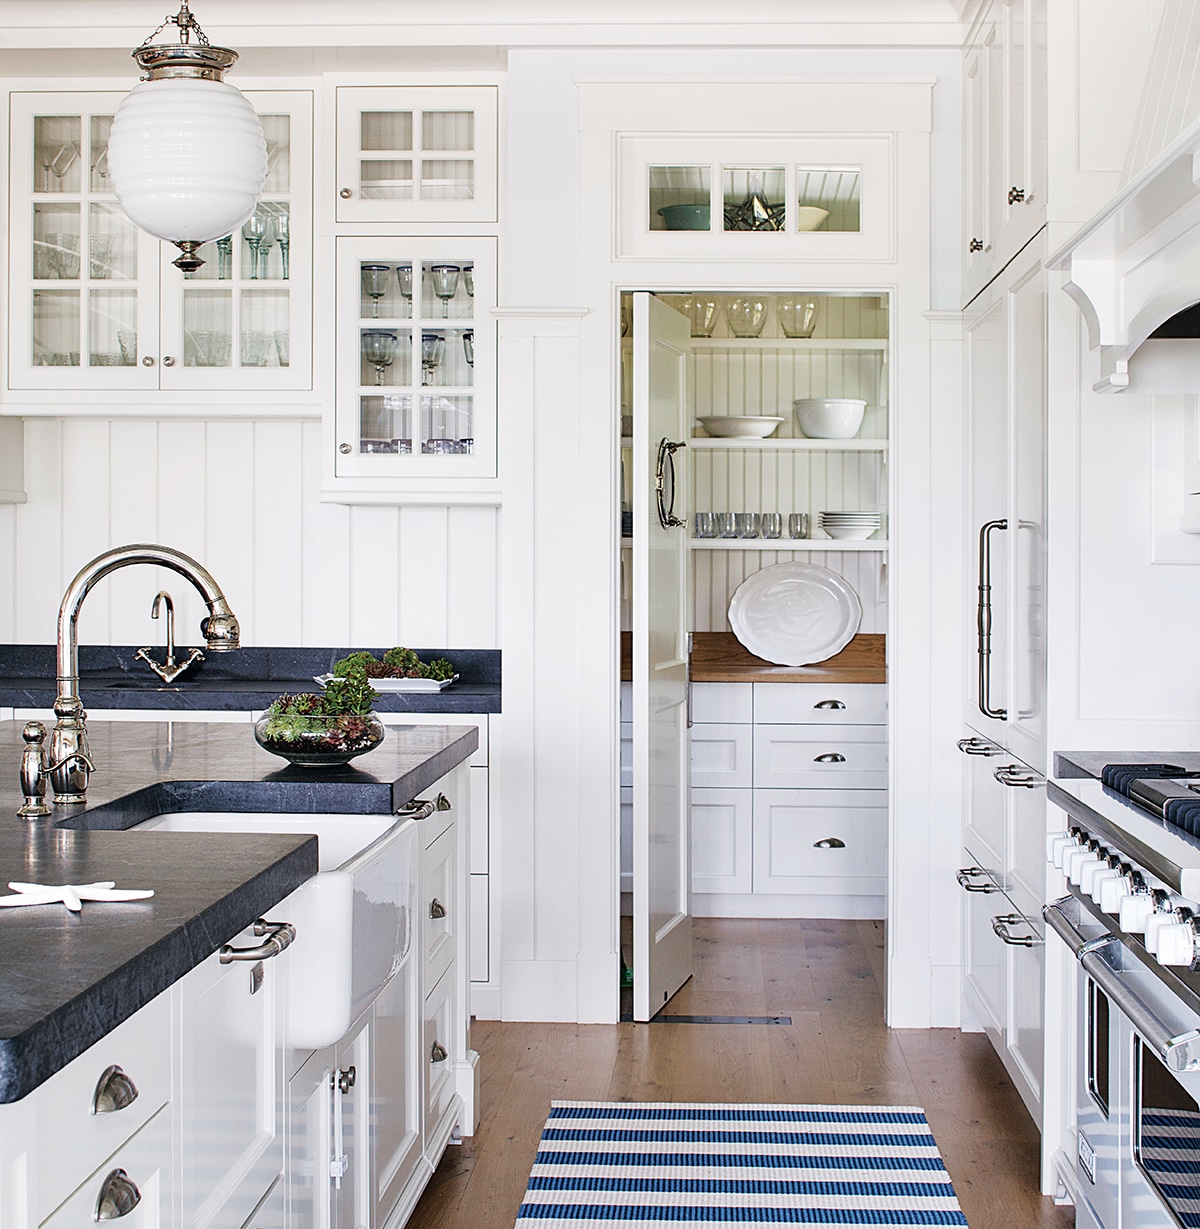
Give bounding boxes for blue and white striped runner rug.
[514,1102,969,1226]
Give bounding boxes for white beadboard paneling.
[300,419,351,644]
[448,505,500,646]
[251,422,305,645]
[62,420,112,649]
[0,504,14,639]
[204,421,256,646]
[14,419,63,642]
[348,505,401,645]
[108,422,160,644]
[397,506,450,644]
[156,421,209,645]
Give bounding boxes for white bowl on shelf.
[696,415,784,439]
[793,398,867,439]
[796,205,830,231]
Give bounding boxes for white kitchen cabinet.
[8,90,313,400]
[334,85,498,224]
[691,787,754,894]
[962,0,1047,303]
[331,235,497,498]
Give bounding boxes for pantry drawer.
[36,989,172,1221]
[754,725,887,790]
[423,965,457,1146]
[690,723,753,789]
[423,823,457,993]
[692,682,753,724]
[753,790,888,894]
[753,683,886,726]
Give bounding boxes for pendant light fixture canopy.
[106,2,267,272]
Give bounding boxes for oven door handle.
[1079,945,1200,1073]
[1042,898,1114,954]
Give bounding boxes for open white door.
[631,291,692,1022]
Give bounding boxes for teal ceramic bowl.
[657,204,711,231]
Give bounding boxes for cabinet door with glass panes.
[335,236,495,478]
[8,90,312,395]
[334,85,497,224]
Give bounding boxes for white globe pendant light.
[107,2,266,272]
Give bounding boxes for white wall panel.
[4,418,501,649]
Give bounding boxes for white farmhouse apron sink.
[132,811,418,1048]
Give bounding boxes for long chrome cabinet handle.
[977,518,1008,721]
[992,913,1042,946]
[957,866,998,893]
[957,736,1001,756]
[219,919,296,964]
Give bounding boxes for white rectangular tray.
[314,673,459,693]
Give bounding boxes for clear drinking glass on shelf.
[117,330,137,366]
[683,295,719,338]
[89,235,114,279]
[257,228,275,281]
[242,211,270,281]
[430,264,460,317]
[724,296,768,338]
[778,296,819,338]
[361,264,390,318]
[693,513,717,539]
[362,330,397,385]
[761,513,783,539]
[462,330,474,367]
[463,264,475,298]
[273,209,290,280]
[215,235,233,280]
[788,513,810,539]
[735,512,761,538]
[717,512,738,539]
[396,265,413,316]
[274,331,290,368]
[240,331,269,367]
[421,332,445,384]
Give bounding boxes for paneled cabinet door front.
[178,937,283,1229]
[371,960,423,1224]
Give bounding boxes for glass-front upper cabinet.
[618,136,893,261]
[334,86,498,224]
[335,236,495,483]
[9,90,313,396]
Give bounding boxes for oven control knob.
[1099,875,1132,914]
[1090,868,1123,905]
[1048,833,1079,869]
[1120,893,1156,933]
[1081,858,1112,896]
[1156,923,1197,968]
[1145,910,1177,955]
[1068,850,1101,887]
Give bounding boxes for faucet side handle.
[18,721,52,818]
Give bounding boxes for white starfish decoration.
[0,881,155,912]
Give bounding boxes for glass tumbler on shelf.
[430,264,460,317]
[716,512,738,539]
[361,264,391,318]
[463,264,475,298]
[724,296,768,338]
[693,513,717,539]
[788,513,810,539]
[761,513,783,539]
[241,331,269,367]
[362,331,398,386]
[90,235,114,279]
[117,330,137,366]
[735,512,761,539]
[274,331,290,368]
[421,332,445,385]
[683,295,719,338]
[462,330,474,368]
[778,296,819,339]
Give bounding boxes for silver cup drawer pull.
[92,1064,139,1114]
[813,837,846,849]
[219,919,295,964]
[813,752,846,763]
[431,1040,449,1063]
[430,897,447,919]
[813,699,846,710]
[94,1168,141,1221]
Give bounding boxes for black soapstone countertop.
[1053,750,1200,779]
[0,645,500,715]
[0,717,478,1104]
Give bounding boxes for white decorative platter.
[727,562,862,666]
[314,673,459,692]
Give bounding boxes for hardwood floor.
[408,918,1073,1228]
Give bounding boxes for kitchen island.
[0,717,478,1104]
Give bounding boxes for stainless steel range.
[1048,762,1200,1229]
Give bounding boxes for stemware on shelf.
[256,228,275,281]
[90,235,114,279]
[430,264,460,317]
[463,265,475,298]
[683,295,719,338]
[463,330,474,368]
[49,142,79,190]
[215,235,233,280]
[274,209,290,280]
[396,265,413,317]
[778,296,819,339]
[724,296,769,338]
[361,264,391,318]
[243,211,271,281]
[362,330,398,386]
[117,330,137,366]
[421,332,445,385]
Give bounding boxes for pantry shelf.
[688,437,887,451]
[689,539,889,551]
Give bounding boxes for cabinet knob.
[94,1168,142,1221]
[340,188,353,199]
[813,699,846,710]
[969,238,985,253]
[92,1064,139,1114]
[339,443,352,454]
[431,1040,448,1063]
[141,355,155,367]
[813,752,846,763]
[162,356,175,367]
[430,897,447,919]
[1008,186,1026,204]
[338,1065,356,1094]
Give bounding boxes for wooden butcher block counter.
[621,632,885,683]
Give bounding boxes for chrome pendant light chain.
[137,2,213,55]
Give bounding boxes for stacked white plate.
[819,510,882,540]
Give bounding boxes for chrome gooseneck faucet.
[51,544,241,804]
[136,591,204,684]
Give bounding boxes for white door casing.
[631,291,693,1022]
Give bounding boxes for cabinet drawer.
[36,991,172,1221]
[41,1106,172,1229]
[692,682,753,724]
[422,824,456,992]
[752,791,887,894]
[691,787,753,895]
[423,966,457,1145]
[754,725,887,790]
[753,683,886,726]
[690,722,753,789]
